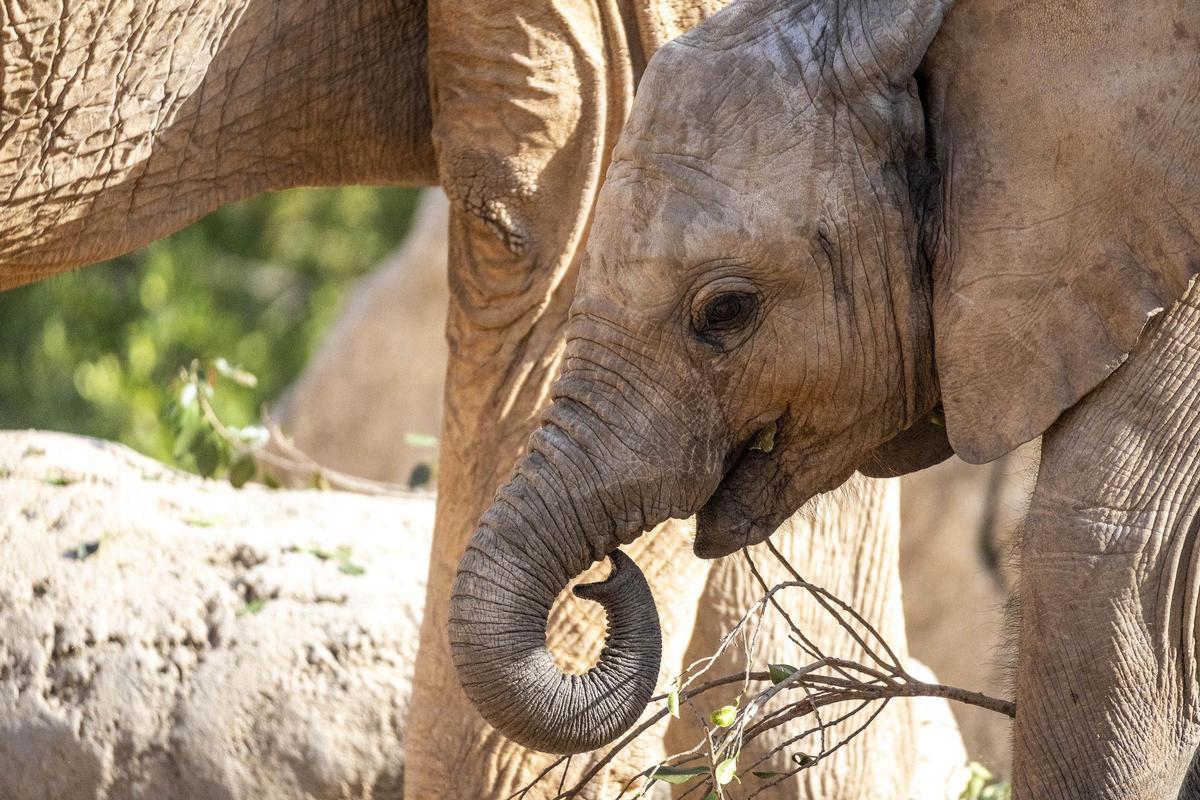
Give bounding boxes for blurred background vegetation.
[0,187,420,468]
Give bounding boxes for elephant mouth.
[694,416,791,559]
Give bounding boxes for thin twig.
[510,544,1014,799]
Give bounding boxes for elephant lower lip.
[692,522,748,558]
[693,416,800,558]
[694,448,771,558]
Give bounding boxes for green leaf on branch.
[960,762,1011,800]
[171,404,205,460]
[177,381,198,411]
[715,756,739,786]
[192,435,222,478]
[237,425,269,447]
[768,663,797,685]
[211,357,258,388]
[647,765,709,785]
[403,432,439,449]
[708,704,737,728]
[667,686,680,718]
[228,451,257,488]
[753,771,785,779]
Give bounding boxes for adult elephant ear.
[924,4,1200,464]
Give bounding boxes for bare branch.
[505,544,1014,799]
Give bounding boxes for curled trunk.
[449,439,664,754]
[449,326,724,754]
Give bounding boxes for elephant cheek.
[858,410,955,479]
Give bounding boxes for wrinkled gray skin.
[451,0,1200,796]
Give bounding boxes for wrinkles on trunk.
[449,423,668,754]
[452,495,661,753]
[447,313,727,754]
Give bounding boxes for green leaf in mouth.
[748,421,777,453]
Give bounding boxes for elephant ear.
[842,0,954,86]
[925,5,1200,464]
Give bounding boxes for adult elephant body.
[451,0,1200,797]
[2,0,957,797]
[0,0,436,284]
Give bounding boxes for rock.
[907,660,973,800]
[0,430,432,800]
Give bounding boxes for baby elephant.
[451,0,1200,798]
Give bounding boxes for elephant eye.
[698,291,758,336]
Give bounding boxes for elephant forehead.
[588,181,768,304]
[597,158,768,239]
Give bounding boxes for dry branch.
[510,545,1014,799]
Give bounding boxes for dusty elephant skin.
[450,0,1200,797]
[0,0,436,288]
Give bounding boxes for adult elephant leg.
[665,476,966,799]
[403,2,715,796]
[1014,282,1200,799]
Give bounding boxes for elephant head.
[451,0,1200,754]
[448,0,953,755]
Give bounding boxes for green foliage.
[646,765,709,786]
[168,357,274,485]
[960,762,1011,800]
[0,187,419,470]
[298,543,367,576]
[666,678,681,718]
[240,598,267,616]
[714,755,739,786]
